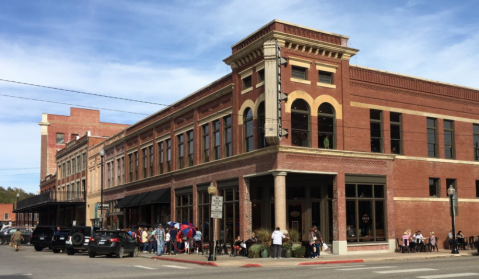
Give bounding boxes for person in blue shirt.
[169,227,178,255]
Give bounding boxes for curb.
[151,256,218,267]
[298,259,364,266]
[241,264,263,268]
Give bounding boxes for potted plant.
[283,242,292,258]
[292,243,306,258]
[288,229,300,243]
[255,228,271,258]
[248,244,263,258]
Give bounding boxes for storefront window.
[218,187,239,243]
[198,191,210,242]
[346,183,386,242]
[175,193,192,223]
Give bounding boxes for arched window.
[244,108,254,152]
[257,102,269,148]
[318,103,335,149]
[291,99,310,147]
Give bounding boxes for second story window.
[427,118,438,158]
[474,124,479,161]
[444,120,454,159]
[142,148,148,178]
[77,156,81,172]
[257,103,267,149]
[117,158,121,186]
[292,66,307,80]
[291,100,310,147]
[128,154,133,181]
[390,112,402,154]
[166,139,171,172]
[224,116,232,157]
[67,161,71,176]
[121,157,125,184]
[318,71,333,84]
[82,153,86,170]
[318,103,335,149]
[213,120,220,160]
[62,163,66,178]
[158,142,164,174]
[134,151,138,180]
[107,163,111,187]
[187,130,194,167]
[149,146,154,176]
[370,109,383,153]
[56,133,65,144]
[429,178,440,197]
[244,108,254,151]
[257,69,265,83]
[72,158,76,174]
[242,76,252,90]
[203,124,210,163]
[178,134,184,169]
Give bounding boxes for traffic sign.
[211,211,222,219]
[211,196,223,206]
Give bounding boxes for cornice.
[277,146,396,161]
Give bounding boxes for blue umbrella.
[167,221,180,229]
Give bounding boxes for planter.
[284,249,292,258]
[261,248,269,258]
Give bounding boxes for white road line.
[417,273,479,279]
[133,265,157,270]
[314,264,367,269]
[375,268,437,274]
[162,265,190,269]
[336,266,396,271]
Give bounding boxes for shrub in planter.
[288,229,300,243]
[248,244,263,258]
[283,242,292,258]
[255,228,272,251]
[292,243,306,258]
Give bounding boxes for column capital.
[272,171,287,177]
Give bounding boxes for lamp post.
[99,148,105,228]
[207,182,216,261]
[16,193,19,226]
[447,185,459,254]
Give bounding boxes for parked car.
[0,227,33,245]
[30,225,58,251]
[87,230,138,258]
[65,226,100,255]
[51,229,71,253]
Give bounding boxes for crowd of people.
[401,229,469,252]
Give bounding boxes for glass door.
[287,202,304,241]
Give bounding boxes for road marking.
[162,265,190,269]
[133,265,157,270]
[417,273,479,279]
[314,264,366,269]
[375,268,437,274]
[337,266,396,271]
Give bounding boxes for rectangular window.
[224,115,232,157]
[292,66,307,80]
[242,76,252,90]
[197,192,210,242]
[166,139,171,172]
[107,163,111,187]
[128,154,133,182]
[370,110,383,153]
[121,157,125,184]
[77,156,81,172]
[175,193,193,223]
[142,148,148,178]
[72,158,76,174]
[158,142,164,174]
[429,178,440,197]
[474,124,479,161]
[390,112,402,154]
[187,130,194,167]
[62,163,66,178]
[67,161,71,176]
[117,159,121,186]
[82,153,86,170]
[217,187,240,243]
[444,120,454,159]
[177,134,184,169]
[56,133,65,144]
[258,69,265,83]
[134,151,138,180]
[213,120,220,160]
[202,124,210,163]
[476,180,479,198]
[318,71,333,84]
[4,213,8,220]
[149,146,154,176]
[427,118,438,158]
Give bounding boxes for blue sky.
[1,0,478,194]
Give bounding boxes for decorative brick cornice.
[285,154,386,166]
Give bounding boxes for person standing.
[313,226,322,258]
[10,229,23,252]
[156,224,165,256]
[271,227,288,259]
[141,228,148,253]
[164,228,171,255]
[323,135,330,149]
[308,227,315,259]
[169,226,178,255]
[149,227,157,254]
[193,228,202,254]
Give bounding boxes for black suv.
[31,225,57,251]
[0,227,33,245]
[51,228,71,253]
[65,226,100,255]
[88,230,138,258]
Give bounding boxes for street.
[1,245,479,279]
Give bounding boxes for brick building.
[0,204,14,226]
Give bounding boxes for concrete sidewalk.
[139,249,477,267]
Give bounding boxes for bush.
[248,244,263,258]
[283,242,292,250]
[292,244,306,258]
[255,228,272,250]
[288,229,300,243]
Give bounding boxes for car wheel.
[53,249,60,253]
[89,252,96,258]
[130,247,138,257]
[0,238,4,245]
[34,245,43,252]
[116,247,124,258]
[66,248,75,255]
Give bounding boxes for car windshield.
[96,231,117,238]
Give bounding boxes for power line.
[0,94,150,116]
[0,78,169,106]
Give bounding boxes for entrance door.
[287,202,304,241]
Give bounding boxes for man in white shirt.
[415,231,423,243]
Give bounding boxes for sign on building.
[211,196,223,219]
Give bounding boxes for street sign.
[211,211,222,219]
[211,205,223,212]
[211,196,223,206]
[211,195,223,219]
[97,203,109,210]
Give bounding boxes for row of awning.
[115,188,170,208]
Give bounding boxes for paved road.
[1,245,479,279]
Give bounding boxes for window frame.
[166,139,171,172]
[318,70,333,84]
[318,103,335,149]
[142,148,148,178]
[243,108,254,152]
[224,115,232,156]
[56,133,65,144]
[370,109,383,153]
[187,130,194,166]
[292,66,308,80]
[427,118,438,158]
[291,99,311,147]
[202,124,210,163]
[474,124,479,161]
[149,146,154,176]
[390,112,402,155]
[429,178,440,197]
[177,134,184,169]
[158,142,164,175]
[213,120,220,160]
[444,120,455,159]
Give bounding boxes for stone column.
[273,171,287,231]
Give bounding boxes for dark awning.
[115,194,138,208]
[140,188,170,205]
[128,192,150,207]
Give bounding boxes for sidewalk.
[139,249,477,267]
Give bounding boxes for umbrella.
[180,222,196,238]
[167,221,180,229]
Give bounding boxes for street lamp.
[447,185,459,254]
[99,148,105,228]
[207,182,216,261]
[16,193,19,226]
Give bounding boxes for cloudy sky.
[1,0,478,194]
